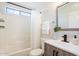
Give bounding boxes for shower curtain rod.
[7,2,32,10]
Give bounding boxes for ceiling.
[13,2,57,12]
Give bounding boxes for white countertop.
[44,39,79,56]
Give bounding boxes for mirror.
[57,2,79,31]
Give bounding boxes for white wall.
[41,3,57,39]
[31,10,41,49]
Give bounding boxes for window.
[20,11,31,16]
[6,7,31,16]
[6,7,20,15]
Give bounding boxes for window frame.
[20,11,31,16]
[6,7,20,15]
[6,7,31,16]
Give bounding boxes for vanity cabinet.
[44,43,75,56]
[44,43,58,56]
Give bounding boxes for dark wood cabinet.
[44,43,76,56]
[44,43,59,56]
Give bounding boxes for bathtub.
[7,48,31,56]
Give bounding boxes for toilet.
[30,49,43,56]
[29,38,45,56]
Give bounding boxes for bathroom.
[1,1,79,57]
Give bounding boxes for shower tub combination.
[7,48,31,56]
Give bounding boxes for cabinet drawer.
[44,43,54,56]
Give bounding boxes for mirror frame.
[56,2,79,31]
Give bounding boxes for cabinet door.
[44,43,58,56]
[56,48,63,56]
[51,45,58,56]
[44,43,53,56]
